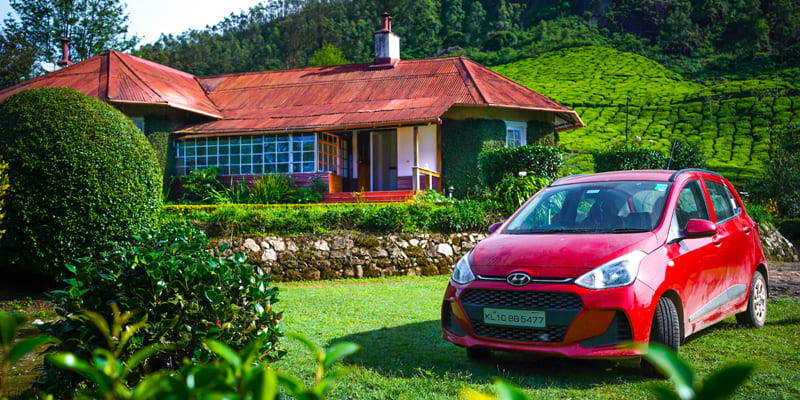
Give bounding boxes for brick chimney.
[56,38,73,68]
[373,12,400,67]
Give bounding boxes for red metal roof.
[183,56,582,136]
[0,50,222,119]
[0,53,582,135]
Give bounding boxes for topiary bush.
[477,145,563,188]
[39,221,282,397]
[0,88,162,277]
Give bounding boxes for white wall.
[397,125,438,176]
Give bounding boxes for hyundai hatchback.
[441,169,768,370]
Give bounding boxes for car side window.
[675,180,710,230]
[705,180,739,222]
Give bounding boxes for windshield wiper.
[608,228,651,233]
[508,228,595,234]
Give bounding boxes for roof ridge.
[110,51,165,102]
[210,71,463,93]
[455,57,485,104]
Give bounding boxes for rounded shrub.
[0,87,162,277]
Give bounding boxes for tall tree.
[0,30,40,89]
[3,0,138,67]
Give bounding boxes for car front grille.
[459,289,583,344]
[460,289,583,310]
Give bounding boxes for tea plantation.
[492,46,800,183]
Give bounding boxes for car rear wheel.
[736,270,767,328]
[466,347,491,361]
[642,296,681,377]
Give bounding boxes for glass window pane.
[265,164,276,173]
[278,153,289,163]
[303,162,314,172]
[253,154,263,163]
[266,143,276,152]
[176,166,186,175]
[197,147,206,156]
[241,165,252,174]
[278,142,289,152]
[230,145,240,155]
[303,140,314,151]
[219,165,229,175]
[207,156,217,165]
[277,164,289,173]
[253,164,263,174]
[207,146,217,156]
[219,146,229,155]
[241,155,251,164]
[186,147,196,157]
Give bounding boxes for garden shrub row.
[166,199,504,236]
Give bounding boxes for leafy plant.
[360,205,403,232]
[0,87,162,278]
[48,306,357,400]
[180,166,225,204]
[39,221,282,396]
[636,343,756,400]
[250,174,295,204]
[493,175,551,214]
[287,187,322,204]
[0,311,59,399]
[593,143,668,172]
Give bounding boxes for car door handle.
[744,226,752,234]
[712,235,722,246]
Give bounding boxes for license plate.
[483,308,545,328]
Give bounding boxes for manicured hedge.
[0,88,162,277]
[592,147,668,172]
[477,144,563,185]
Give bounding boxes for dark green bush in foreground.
[0,88,161,277]
[39,222,282,397]
[593,146,668,172]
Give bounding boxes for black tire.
[736,270,767,328]
[466,347,491,361]
[642,296,681,377]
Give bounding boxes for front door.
[371,130,397,191]
[357,131,370,191]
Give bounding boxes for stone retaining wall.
[216,225,797,282]
[215,232,487,282]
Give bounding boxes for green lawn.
[275,276,800,399]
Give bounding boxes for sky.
[0,0,265,46]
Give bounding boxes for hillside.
[492,47,800,183]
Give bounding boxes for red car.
[441,169,768,371]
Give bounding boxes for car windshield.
[504,180,671,234]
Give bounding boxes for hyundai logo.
[506,272,532,287]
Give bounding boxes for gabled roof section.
[0,50,222,119]
[181,56,582,136]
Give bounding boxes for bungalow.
[0,13,583,200]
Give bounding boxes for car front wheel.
[736,270,767,328]
[643,296,681,377]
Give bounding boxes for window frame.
[505,121,527,148]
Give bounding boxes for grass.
[491,46,800,183]
[275,275,800,399]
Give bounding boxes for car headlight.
[451,252,475,284]
[575,251,646,290]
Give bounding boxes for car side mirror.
[684,219,717,238]
[488,221,503,234]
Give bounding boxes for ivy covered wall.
[441,118,506,197]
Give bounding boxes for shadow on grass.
[334,320,645,389]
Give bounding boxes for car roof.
[550,169,723,186]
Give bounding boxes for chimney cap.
[57,37,72,67]
[376,12,392,33]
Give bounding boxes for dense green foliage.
[441,118,506,198]
[0,88,162,277]
[0,30,39,89]
[750,123,800,218]
[2,0,137,79]
[667,140,709,170]
[39,222,282,397]
[477,145,563,185]
[133,0,798,77]
[592,147,669,172]
[493,47,800,182]
[179,166,322,205]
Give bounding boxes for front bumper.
[441,280,656,359]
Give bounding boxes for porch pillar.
[412,126,419,191]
